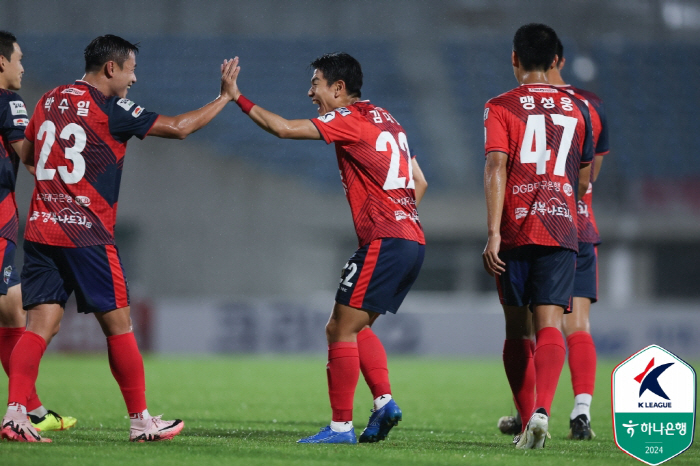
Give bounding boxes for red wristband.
[236,95,255,115]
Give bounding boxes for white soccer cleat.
[515,409,550,450]
[129,415,184,442]
[1,405,51,443]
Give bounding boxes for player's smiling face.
[3,43,24,91]
[112,52,137,98]
[308,69,336,115]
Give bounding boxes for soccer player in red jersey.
[1,34,239,443]
[550,39,609,441]
[0,31,77,433]
[230,52,427,444]
[496,38,610,442]
[483,24,593,449]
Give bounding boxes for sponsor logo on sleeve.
[318,111,335,123]
[61,87,86,96]
[9,101,27,116]
[13,118,28,126]
[132,106,144,118]
[117,98,135,111]
[483,107,490,121]
[337,107,351,116]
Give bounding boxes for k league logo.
[612,345,696,465]
[635,358,673,407]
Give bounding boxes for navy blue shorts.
[573,242,598,302]
[496,245,576,312]
[335,238,424,315]
[21,240,130,313]
[0,238,20,295]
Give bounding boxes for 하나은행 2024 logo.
[612,345,696,465]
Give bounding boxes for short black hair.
[84,34,139,73]
[0,31,18,62]
[513,23,559,72]
[555,38,564,67]
[310,52,363,98]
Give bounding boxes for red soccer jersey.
[558,85,609,245]
[311,101,425,247]
[0,90,28,244]
[484,84,594,252]
[24,81,159,247]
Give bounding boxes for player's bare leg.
[562,297,596,440]
[2,303,63,443]
[94,307,183,442]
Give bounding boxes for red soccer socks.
[107,332,147,415]
[7,331,46,407]
[533,327,566,414]
[502,338,535,428]
[567,331,597,396]
[0,327,25,376]
[327,342,360,423]
[357,328,391,399]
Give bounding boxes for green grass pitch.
[0,355,697,465]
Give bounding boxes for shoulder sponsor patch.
[9,101,27,116]
[117,98,135,111]
[61,87,86,96]
[483,107,490,121]
[13,118,28,126]
[337,107,351,116]
[132,106,144,118]
[318,111,335,123]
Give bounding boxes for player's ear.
[511,51,518,68]
[0,55,5,73]
[549,55,558,71]
[334,79,345,97]
[104,61,115,78]
[558,57,566,71]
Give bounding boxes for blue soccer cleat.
[297,425,357,444]
[359,399,402,443]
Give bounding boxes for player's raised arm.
[147,58,239,139]
[228,59,321,140]
[483,151,507,276]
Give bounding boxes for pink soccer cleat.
[129,415,184,442]
[1,407,51,443]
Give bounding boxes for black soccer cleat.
[568,414,596,440]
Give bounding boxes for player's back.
[484,84,593,252]
[312,101,425,247]
[562,85,609,245]
[24,81,156,248]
